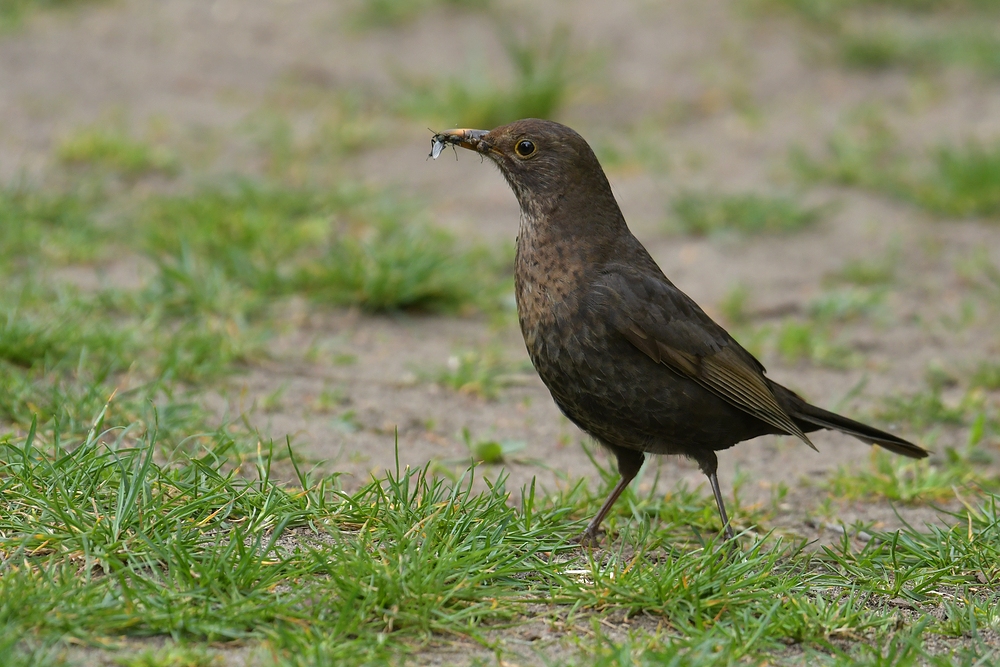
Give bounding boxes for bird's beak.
[438,128,489,150]
[429,128,491,159]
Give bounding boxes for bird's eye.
[515,140,536,157]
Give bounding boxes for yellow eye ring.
[515,139,536,157]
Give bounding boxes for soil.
[2,0,1000,664]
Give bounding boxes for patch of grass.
[310,107,391,158]
[926,361,961,392]
[834,379,1000,500]
[729,285,889,368]
[114,645,221,667]
[4,412,1000,664]
[400,24,579,129]
[839,27,1000,77]
[142,248,269,322]
[239,96,392,181]
[719,284,751,325]
[955,248,1000,304]
[755,0,1000,27]
[774,320,859,368]
[972,361,1000,390]
[352,0,490,28]
[0,349,215,448]
[751,0,1000,81]
[826,248,900,287]
[307,384,350,415]
[821,500,1000,606]
[237,111,297,181]
[0,623,63,667]
[132,273,268,383]
[153,321,266,384]
[591,122,672,174]
[669,191,825,236]
[141,181,506,313]
[0,186,108,267]
[460,427,525,464]
[1,420,316,640]
[0,176,505,438]
[796,120,1000,218]
[0,0,103,31]
[907,143,1000,217]
[432,346,528,399]
[141,182,339,295]
[875,386,977,431]
[807,286,887,323]
[547,489,1000,661]
[0,421,578,660]
[0,279,257,439]
[729,281,894,369]
[294,217,502,312]
[758,0,1000,78]
[0,301,134,373]
[827,443,996,502]
[561,542,867,648]
[57,127,178,177]
[0,287,136,435]
[791,114,900,190]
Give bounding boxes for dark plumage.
[431,119,927,545]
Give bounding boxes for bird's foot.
[572,530,602,548]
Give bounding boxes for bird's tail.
[773,385,928,459]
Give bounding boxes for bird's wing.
[591,266,814,449]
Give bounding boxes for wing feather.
[597,268,815,449]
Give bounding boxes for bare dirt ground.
[2,0,1000,664]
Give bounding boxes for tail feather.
[772,384,929,459]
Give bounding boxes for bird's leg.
[577,476,632,547]
[707,470,734,541]
[577,449,644,547]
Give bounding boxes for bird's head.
[433,119,623,228]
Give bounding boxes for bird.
[430,119,928,545]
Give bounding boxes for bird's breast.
[514,226,591,369]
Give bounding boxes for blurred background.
[2,0,1000,523]
[3,1,1000,663]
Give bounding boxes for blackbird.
[430,119,928,545]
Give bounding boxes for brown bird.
[430,119,927,545]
